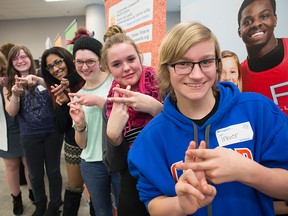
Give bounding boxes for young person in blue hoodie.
[128,22,288,216]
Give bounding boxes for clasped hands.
[50,78,70,105]
[175,140,246,214]
[12,74,39,96]
[174,141,216,214]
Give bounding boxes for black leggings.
[21,132,64,208]
[117,169,149,216]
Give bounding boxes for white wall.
[0,10,180,61]
[181,0,288,62]
[0,16,85,60]
[167,11,181,32]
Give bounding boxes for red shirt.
[241,38,288,115]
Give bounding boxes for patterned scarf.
[106,66,160,131]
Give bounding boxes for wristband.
[73,123,87,132]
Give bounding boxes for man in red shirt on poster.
[238,0,288,115]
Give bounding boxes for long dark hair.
[41,46,84,108]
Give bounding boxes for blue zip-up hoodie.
[128,82,288,216]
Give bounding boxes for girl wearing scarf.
[101,28,163,216]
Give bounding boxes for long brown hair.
[0,51,7,77]
[6,45,37,99]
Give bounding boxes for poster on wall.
[54,33,63,47]
[108,0,153,30]
[104,0,166,68]
[45,37,52,49]
[65,19,78,54]
[181,0,288,114]
[181,0,288,62]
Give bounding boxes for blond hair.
[101,31,142,72]
[103,25,125,42]
[157,22,222,100]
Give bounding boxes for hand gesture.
[52,85,69,105]
[184,143,248,184]
[68,95,85,125]
[51,78,70,96]
[108,85,162,116]
[18,74,38,87]
[11,75,25,96]
[17,74,46,90]
[106,84,129,145]
[175,141,216,214]
[68,92,106,108]
[50,84,70,106]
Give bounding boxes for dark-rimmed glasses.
[46,58,64,72]
[74,59,98,68]
[168,58,220,75]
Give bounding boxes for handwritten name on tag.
[216,122,253,147]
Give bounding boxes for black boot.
[62,188,83,216]
[43,202,61,216]
[32,205,46,216]
[11,192,23,215]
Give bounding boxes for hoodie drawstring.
[192,122,212,216]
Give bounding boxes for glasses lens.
[86,60,96,67]
[55,59,63,66]
[75,60,83,67]
[46,64,53,71]
[175,62,193,75]
[200,59,217,72]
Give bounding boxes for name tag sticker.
[37,85,46,92]
[216,122,253,147]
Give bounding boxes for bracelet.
[73,123,87,133]
[10,97,20,103]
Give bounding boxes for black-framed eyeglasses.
[74,59,98,68]
[46,58,64,71]
[167,58,221,75]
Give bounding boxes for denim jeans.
[81,160,121,216]
[21,132,64,208]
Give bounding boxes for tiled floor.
[0,148,90,216]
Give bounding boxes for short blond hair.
[157,22,222,100]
